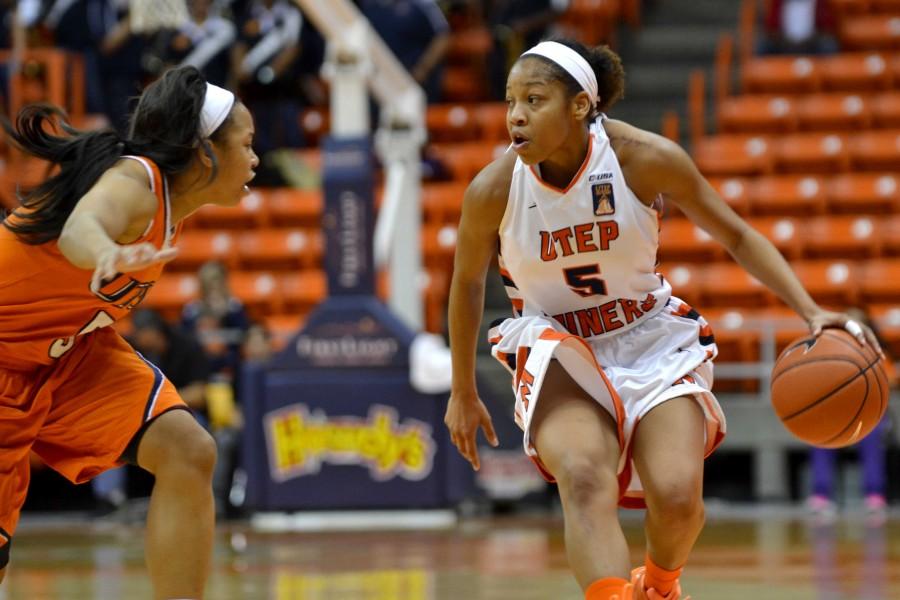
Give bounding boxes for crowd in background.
[3,0,892,519]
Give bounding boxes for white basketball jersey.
[498,116,672,339]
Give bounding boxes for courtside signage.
[265,404,436,482]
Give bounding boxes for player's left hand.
[807,309,883,357]
[90,243,179,293]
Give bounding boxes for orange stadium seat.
[443,65,485,102]
[700,262,775,308]
[870,0,900,11]
[657,219,724,262]
[871,91,900,126]
[819,52,892,91]
[423,268,451,333]
[825,172,898,213]
[426,104,481,143]
[773,132,850,173]
[422,223,458,270]
[142,273,199,319]
[717,95,797,132]
[170,230,236,271]
[278,270,328,314]
[701,308,762,366]
[475,102,510,142]
[446,27,492,63]
[657,263,704,307]
[421,181,467,223]
[742,56,820,93]
[237,228,322,270]
[706,177,751,215]
[795,93,871,130]
[558,0,619,44]
[861,259,900,303]
[265,188,322,227]
[876,214,900,255]
[839,15,900,51]
[869,304,900,359]
[746,216,804,260]
[429,142,506,180]
[847,129,900,169]
[830,0,873,17]
[229,272,280,315]
[801,215,881,259]
[791,260,860,307]
[693,135,774,176]
[747,175,827,216]
[193,191,267,229]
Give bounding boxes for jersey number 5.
[563,264,607,297]
[49,310,115,359]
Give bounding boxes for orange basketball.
[771,329,888,448]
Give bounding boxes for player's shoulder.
[103,158,159,213]
[466,147,516,206]
[603,118,688,172]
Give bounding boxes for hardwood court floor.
[2,509,899,599]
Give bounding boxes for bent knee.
[143,419,217,478]
[554,456,620,508]
[0,566,6,584]
[171,428,218,477]
[647,481,704,522]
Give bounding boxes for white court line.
[251,510,458,532]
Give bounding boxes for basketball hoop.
[129,0,189,34]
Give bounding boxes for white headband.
[199,83,235,138]
[521,41,599,107]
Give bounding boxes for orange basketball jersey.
[0,156,181,369]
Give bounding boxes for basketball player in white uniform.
[444,38,880,600]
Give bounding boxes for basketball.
[771,329,889,448]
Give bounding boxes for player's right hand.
[445,390,499,471]
[91,243,179,293]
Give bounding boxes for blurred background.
[1,0,899,598]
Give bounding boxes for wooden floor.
[2,509,899,599]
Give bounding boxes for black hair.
[516,37,626,118]
[2,65,234,245]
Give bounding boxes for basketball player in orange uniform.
[0,66,257,599]
[444,38,881,600]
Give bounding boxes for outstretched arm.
[619,130,881,354]
[58,163,178,291]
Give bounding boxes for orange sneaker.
[585,578,634,600]
[631,566,690,600]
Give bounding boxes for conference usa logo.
[264,404,436,482]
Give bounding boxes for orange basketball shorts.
[0,327,186,568]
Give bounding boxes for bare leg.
[137,410,217,600]
[531,362,630,590]
[633,397,706,570]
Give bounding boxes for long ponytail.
[2,105,126,244]
[3,66,227,245]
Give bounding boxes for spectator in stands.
[807,308,893,525]
[0,0,41,96]
[358,0,450,104]
[243,321,275,363]
[157,0,237,86]
[93,308,211,512]
[230,0,303,155]
[182,260,251,381]
[758,0,838,55]
[43,0,146,132]
[487,0,570,99]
